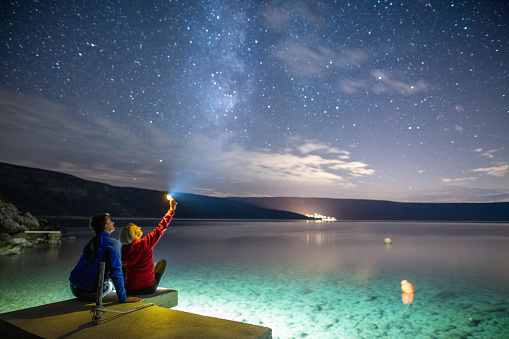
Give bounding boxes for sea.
[1,219,508,338]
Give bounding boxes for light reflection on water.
[1,220,509,338]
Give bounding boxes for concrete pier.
[0,289,272,339]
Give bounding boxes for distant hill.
[228,197,509,222]
[0,162,309,219]
[1,162,508,221]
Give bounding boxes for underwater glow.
[1,221,508,338]
[402,292,414,305]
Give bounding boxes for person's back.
[70,231,116,294]
[122,232,159,290]
[120,198,176,294]
[69,213,141,303]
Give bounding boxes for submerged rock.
[0,199,61,255]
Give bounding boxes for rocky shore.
[0,200,62,255]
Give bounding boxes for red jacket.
[122,209,175,290]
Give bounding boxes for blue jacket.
[69,232,127,302]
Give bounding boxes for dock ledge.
[0,288,272,338]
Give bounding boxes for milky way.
[1,0,508,202]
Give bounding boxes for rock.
[0,218,27,234]
[0,233,11,242]
[0,244,21,255]
[10,235,29,246]
[0,199,62,255]
[20,212,40,230]
[48,232,62,245]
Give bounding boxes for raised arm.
[142,208,176,248]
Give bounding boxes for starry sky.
[1,0,508,203]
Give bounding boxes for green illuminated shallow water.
[1,220,508,338]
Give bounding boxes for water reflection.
[402,292,414,304]
[5,221,509,290]
[46,243,61,258]
[305,231,334,246]
[1,221,509,338]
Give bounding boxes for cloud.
[472,164,509,177]
[328,162,374,177]
[275,44,368,77]
[472,148,509,177]
[197,140,374,190]
[338,79,369,94]
[0,91,374,197]
[296,141,350,157]
[474,148,498,159]
[337,70,429,96]
[263,3,429,97]
[370,70,428,95]
[441,177,478,187]
[478,193,509,202]
[404,186,509,203]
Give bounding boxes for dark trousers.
[70,280,113,301]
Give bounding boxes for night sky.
[1,1,508,202]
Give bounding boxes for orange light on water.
[401,280,414,294]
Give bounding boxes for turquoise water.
[1,220,508,338]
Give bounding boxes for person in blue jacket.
[69,213,141,303]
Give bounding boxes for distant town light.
[306,212,336,221]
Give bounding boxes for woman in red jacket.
[119,197,177,295]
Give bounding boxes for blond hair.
[120,223,139,245]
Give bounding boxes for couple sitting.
[69,198,177,303]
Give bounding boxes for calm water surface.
[1,220,508,338]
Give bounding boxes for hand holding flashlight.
[167,194,177,212]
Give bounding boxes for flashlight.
[167,194,177,211]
